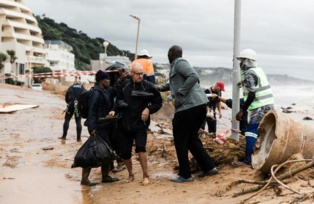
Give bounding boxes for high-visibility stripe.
[245,132,258,138]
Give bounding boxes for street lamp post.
[130,15,140,60]
[102,41,109,69]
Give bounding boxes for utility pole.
[231,0,241,140]
[130,15,140,60]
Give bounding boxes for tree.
[6,50,18,75]
[0,52,8,83]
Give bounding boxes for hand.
[90,130,97,136]
[122,71,130,78]
[171,99,175,106]
[211,94,218,98]
[141,108,150,122]
[108,111,115,116]
[237,81,242,88]
[218,112,222,119]
[236,110,243,121]
[155,85,161,91]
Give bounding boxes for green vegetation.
[0,52,7,71]
[35,15,135,70]
[32,66,52,83]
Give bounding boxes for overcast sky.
[26,0,314,80]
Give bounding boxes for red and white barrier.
[0,70,118,79]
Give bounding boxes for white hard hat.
[237,49,257,61]
[138,50,152,58]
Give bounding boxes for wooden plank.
[0,104,39,113]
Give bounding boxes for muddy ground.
[1,83,314,204]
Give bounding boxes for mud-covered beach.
[1,83,314,204]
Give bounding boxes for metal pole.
[231,0,241,140]
[130,15,140,60]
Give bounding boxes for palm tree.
[0,52,8,83]
[6,50,18,75]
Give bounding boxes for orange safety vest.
[130,58,154,75]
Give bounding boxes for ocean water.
[213,84,314,133]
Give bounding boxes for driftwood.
[232,159,314,202]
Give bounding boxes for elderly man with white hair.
[113,62,162,185]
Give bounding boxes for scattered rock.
[303,117,313,120]
[43,147,54,150]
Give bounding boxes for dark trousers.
[200,115,217,134]
[86,128,111,176]
[206,114,217,134]
[62,111,82,140]
[173,104,215,179]
[106,123,123,163]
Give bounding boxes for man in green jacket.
[159,45,218,183]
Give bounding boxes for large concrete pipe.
[252,110,314,174]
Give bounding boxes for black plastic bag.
[71,134,118,168]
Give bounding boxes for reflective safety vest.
[241,67,274,110]
[130,58,155,76]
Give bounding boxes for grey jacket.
[168,58,208,113]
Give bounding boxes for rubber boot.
[80,168,96,186]
[101,161,119,183]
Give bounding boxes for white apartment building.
[44,40,75,71]
[0,0,47,82]
[0,0,78,85]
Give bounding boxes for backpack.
[77,88,103,119]
[77,89,90,119]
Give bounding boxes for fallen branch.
[233,159,314,201]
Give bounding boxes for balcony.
[14,33,44,44]
[7,19,42,33]
[26,56,46,65]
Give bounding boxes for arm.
[157,83,170,92]
[217,101,222,118]
[87,90,100,133]
[241,72,257,111]
[175,60,199,96]
[147,84,163,115]
[236,72,257,120]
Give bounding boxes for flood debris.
[3,156,20,168]
[0,103,39,113]
[303,116,313,120]
[42,147,54,151]
[231,159,314,203]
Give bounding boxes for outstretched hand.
[236,110,243,121]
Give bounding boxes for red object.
[214,134,226,144]
[216,81,225,92]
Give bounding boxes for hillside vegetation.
[35,15,134,70]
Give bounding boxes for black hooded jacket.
[115,79,162,131]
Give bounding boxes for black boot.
[81,168,96,186]
[101,162,119,183]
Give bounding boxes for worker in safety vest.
[234,49,274,167]
[130,50,155,84]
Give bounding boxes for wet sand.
[1,83,314,204]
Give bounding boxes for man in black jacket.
[114,62,162,185]
[81,70,119,186]
[59,76,86,141]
